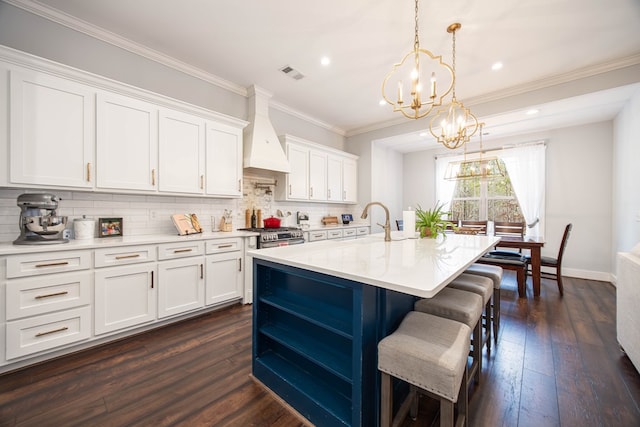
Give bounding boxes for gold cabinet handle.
[35,291,69,300]
[35,261,69,268]
[289,184,292,196]
[115,254,140,260]
[238,258,242,272]
[200,264,204,279]
[36,326,68,338]
[173,248,193,253]
[217,244,233,249]
[152,169,156,186]
[86,163,91,182]
[310,187,313,197]
[200,175,204,190]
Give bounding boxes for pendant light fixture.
[381,0,454,120]
[429,23,479,149]
[444,123,506,180]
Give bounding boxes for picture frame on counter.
[99,217,123,237]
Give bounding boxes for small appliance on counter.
[321,216,339,226]
[297,212,310,229]
[341,214,353,225]
[73,215,95,240]
[13,193,69,245]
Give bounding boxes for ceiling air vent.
[279,65,305,80]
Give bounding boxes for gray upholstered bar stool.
[378,311,471,427]
[465,263,503,343]
[448,273,494,353]
[414,287,484,385]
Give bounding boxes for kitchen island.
[249,232,500,426]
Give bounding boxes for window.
[449,158,525,222]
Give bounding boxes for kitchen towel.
[403,209,416,239]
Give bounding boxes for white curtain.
[435,153,464,212]
[500,144,546,237]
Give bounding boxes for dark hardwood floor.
[1,273,639,426]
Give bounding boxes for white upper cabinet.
[343,158,358,203]
[276,135,358,204]
[9,69,94,188]
[96,92,158,192]
[285,142,310,200]
[159,108,205,194]
[205,122,243,197]
[309,150,328,201]
[1,48,247,197]
[327,155,343,202]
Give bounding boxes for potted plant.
[415,202,450,238]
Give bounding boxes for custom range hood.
[243,85,291,173]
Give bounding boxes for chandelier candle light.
[429,23,479,150]
[444,123,506,180]
[382,0,454,119]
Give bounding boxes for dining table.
[494,235,546,296]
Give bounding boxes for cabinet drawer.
[94,245,156,267]
[206,238,242,254]
[327,229,343,239]
[308,231,328,242]
[356,227,370,236]
[6,306,91,360]
[7,251,91,278]
[158,241,205,260]
[6,272,92,320]
[343,229,357,238]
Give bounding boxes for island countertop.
[249,232,501,298]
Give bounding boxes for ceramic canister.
[73,216,95,239]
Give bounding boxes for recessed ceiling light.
[419,132,428,137]
[320,56,331,66]
[491,62,503,71]
[379,99,386,106]
[526,109,540,115]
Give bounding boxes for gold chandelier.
[429,23,479,149]
[444,123,506,180]
[381,0,454,119]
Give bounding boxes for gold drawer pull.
[35,291,69,300]
[115,254,141,260]
[313,234,324,238]
[36,326,69,338]
[174,248,193,253]
[217,244,233,249]
[35,261,69,268]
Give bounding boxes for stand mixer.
[13,193,69,245]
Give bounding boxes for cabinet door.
[205,252,242,305]
[205,122,242,197]
[94,264,156,335]
[327,155,343,202]
[159,109,205,194]
[158,257,205,318]
[309,150,327,201]
[343,158,358,203]
[9,69,94,188]
[286,143,309,200]
[96,92,158,191]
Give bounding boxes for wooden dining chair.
[493,221,526,252]
[460,220,487,235]
[525,223,572,296]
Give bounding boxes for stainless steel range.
[238,227,305,249]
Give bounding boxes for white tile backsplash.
[0,179,367,242]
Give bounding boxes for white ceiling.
[16,0,640,149]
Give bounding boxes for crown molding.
[4,0,248,97]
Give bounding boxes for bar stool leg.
[381,372,392,426]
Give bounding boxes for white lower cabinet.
[205,252,242,305]
[94,263,157,335]
[157,257,205,318]
[6,306,91,360]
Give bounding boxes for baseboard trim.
[563,268,612,283]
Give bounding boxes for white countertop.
[0,230,259,256]
[249,232,501,298]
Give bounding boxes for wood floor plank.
[1,279,640,427]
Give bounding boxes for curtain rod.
[434,140,546,159]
